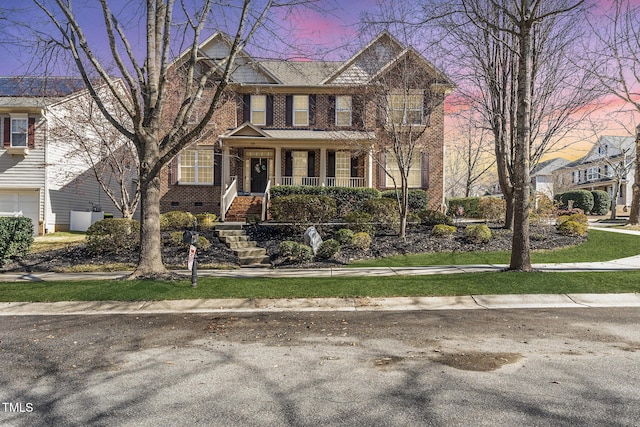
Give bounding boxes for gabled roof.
[221,122,271,138]
[366,46,454,88]
[562,135,636,168]
[0,76,86,97]
[531,157,570,176]
[259,61,340,86]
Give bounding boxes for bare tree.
[588,0,640,224]
[48,84,140,219]
[446,106,496,198]
[26,0,302,278]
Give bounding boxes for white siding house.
[0,77,126,234]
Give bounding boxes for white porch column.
[367,146,374,188]
[320,147,327,186]
[275,146,282,185]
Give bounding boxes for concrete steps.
[216,224,270,267]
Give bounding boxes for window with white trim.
[10,115,28,147]
[387,155,422,188]
[179,149,214,185]
[388,92,423,125]
[573,170,580,183]
[293,95,309,126]
[587,167,599,181]
[335,151,351,185]
[251,95,266,126]
[335,96,352,127]
[603,164,613,177]
[292,151,308,185]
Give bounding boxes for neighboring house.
[160,31,454,220]
[530,157,570,198]
[0,77,124,234]
[553,135,636,209]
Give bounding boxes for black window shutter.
[423,90,432,126]
[308,151,315,177]
[3,117,10,147]
[170,156,179,185]
[353,95,364,129]
[351,156,358,177]
[285,151,293,176]
[285,95,293,127]
[242,94,250,124]
[266,95,274,126]
[328,95,336,126]
[421,152,430,189]
[309,94,316,126]
[28,118,35,148]
[214,151,222,186]
[327,151,336,177]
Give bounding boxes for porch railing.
[262,179,271,222]
[221,176,238,222]
[280,176,366,188]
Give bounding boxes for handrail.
[262,179,271,222]
[221,176,238,222]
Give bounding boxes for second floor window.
[388,92,423,125]
[251,95,266,126]
[293,95,309,126]
[336,96,352,127]
[180,149,214,185]
[587,167,599,181]
[573,171,580,183]
[11,117,28,147]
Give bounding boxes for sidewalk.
[1,225,639,315]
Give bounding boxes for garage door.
[0,191,40,235]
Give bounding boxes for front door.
[250,158,268,193]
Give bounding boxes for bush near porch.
[270,185,380,216]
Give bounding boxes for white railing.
[221,176,238,222]
[262,179,271,222]
[280,177,365,187]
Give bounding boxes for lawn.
[350,229,640,267]
[1,228,638,303]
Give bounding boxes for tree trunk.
[509,14,533,272]
[628,130,640,225]
[610,182,620,220]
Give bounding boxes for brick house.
[160,31,454,220]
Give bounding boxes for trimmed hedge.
[478,197,506,222]
[344,211,375,234]
[86,218,140,254]
[418,209,453,226]
[0,217,34,265]
[381,189,428,212]
[270,195,337,225]
[362,198,399,229]
[334,228,354,244]
[465,224,492,243]
[447,197,480,218]
[278,240,313,263]
[555,191,594,214]
[351,231,372,250]
[431,224,456,238]
[591,190,610,216]
[316,239,340,259]
[270,185,380,216]
[558,220,588,236]
[160,211,195,231]
[195,213,218,229]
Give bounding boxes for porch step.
[225,196,263,222]
[214,223,270,268]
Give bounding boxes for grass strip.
[1,271,640,302]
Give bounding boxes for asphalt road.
[1,308,639,426]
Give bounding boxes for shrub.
[86,218,140,254]
[351,231,372,250]
[465,224,492,243]
[557,212,588,227]
[316,239,340,260]
[447,197,480,218]
[0,217,34,265]
[270,185,380,216]
[278,240,313,263]
[530,193,557,225]
[362,198,399,229]
[431,224,456,238]
[195,213,218,229]
[334,228,354,245]
[160,211,195,231]
[591,190,610,216]
[344,211,375,234]
[418,209,453,226]
[478,197,506,223]
[269,195,337,225]
[557,220,588,237]
[555,190,594,214]
[168,231,211,250]
[381,189,428,212]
